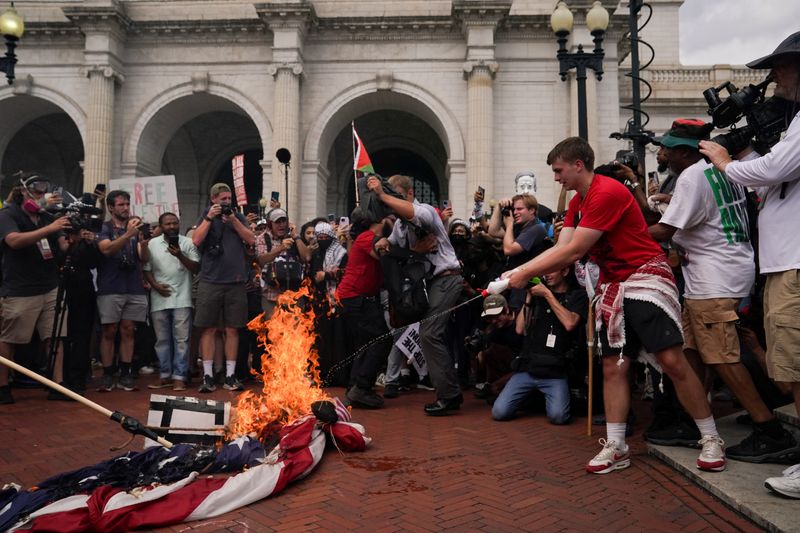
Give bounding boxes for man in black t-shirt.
[0,176,71,404]
[492,266,587,424]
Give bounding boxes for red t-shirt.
[564,174,662,284]
[336,230,383,299]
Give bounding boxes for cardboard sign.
[109,175,180,223]
[395,323,428,376]
[144,394,230,448]
[232,154,247,206]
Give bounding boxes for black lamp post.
[551,1,609,140]
[275,148,291,219]
[0,2,24,85]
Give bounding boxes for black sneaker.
[47,388,76,402]
[0,386,13,405]
[398,374,413,392]
[383,384,399,399]
[198,375,216,393]
[644,421,701,448]
[346,386,384,409]
[223,375,244,391]
[727,427,800,464]
[416,375,435,391]
[118,374,137,392]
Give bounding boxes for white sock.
[226,361,236,377]
[694,416,719,438]
[606,423,627,450]
[203,360,213,377]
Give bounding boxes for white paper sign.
[395,322,428,376]
[109,175,180,223]
[232,154,247,206]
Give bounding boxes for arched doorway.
[325,109,448,218]
[0,95,84,199]
[132,93,264,227]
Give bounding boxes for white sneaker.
[697,435,726,472]
[586,438,630,474]
[139,365,156,375]
[765,463,800,499]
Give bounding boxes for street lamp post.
[0,2,24,85]
[550,1,609,140]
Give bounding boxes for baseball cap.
[268,208,288,222]
[747,30,800,70]
[209,183,231,196]
[481,294,507,317]
[659,119,714,149]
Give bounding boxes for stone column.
[83,66,118,191]
[268,63,302,220]
[463,60,498,205]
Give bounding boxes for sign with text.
[109,175,180,223]
[395,322,428,377]
[232,154,247,206]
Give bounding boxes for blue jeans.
[151,307,192,381]
[492,372,570,424]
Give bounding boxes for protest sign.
[395,323,428,376]
[232,154,247,206]
[109,175,180,223]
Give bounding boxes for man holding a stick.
[505,137,725,474]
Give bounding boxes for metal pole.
[628,0,647,174]
[576,63,589,141]
[283,162,290,220]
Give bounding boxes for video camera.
[464,328,489,355]
[703,75,791,155]
[612,150,638,171]
[50,192,104,233]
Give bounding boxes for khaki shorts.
[0,288,67,344]
[194,281,247,329]
[682,297,740,364]
[764,269,800,382]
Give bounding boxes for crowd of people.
[1,30,799,501]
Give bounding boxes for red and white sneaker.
[697,435,726,472]
[586,438,631,474]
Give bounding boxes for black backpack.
[381,245,433,328]
[263,233,304,292]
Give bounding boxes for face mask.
[317,239,332,252]
[450,235,468,246]
[22,199,41,214]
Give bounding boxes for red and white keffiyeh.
[595,255,681,362]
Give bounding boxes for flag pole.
[0,355,173,449]
[352,121,360,206]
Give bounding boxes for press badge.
[546,333,557,348]
[37,238,54,260]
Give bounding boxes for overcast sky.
[679,0,800,65]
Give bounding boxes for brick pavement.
[0,377,761,532]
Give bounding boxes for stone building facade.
[0,0,766,226]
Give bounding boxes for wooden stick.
[0,355,173,449]
[586,302,596,437]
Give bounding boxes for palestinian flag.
[352,124,374,174]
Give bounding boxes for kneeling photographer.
[492,267,587,425]
[469,294,522,402]
[0,174,72,404]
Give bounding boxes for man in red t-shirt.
[506,137,725,475]
[336,208,391,409]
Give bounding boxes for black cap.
[747,30,800,70]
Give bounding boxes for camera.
[220,204,234,216]
[464,328,488,354]
[119,255,137,272]
[613,150,638,171]
[206,243,223,257]
[704,75,791,155]
[501,206,512,218]
[53,193,104,234]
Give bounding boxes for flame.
[231,283,330,439]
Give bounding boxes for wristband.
[204,216,212,222]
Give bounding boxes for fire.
[231,283,330,438]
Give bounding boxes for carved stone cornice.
[129,19,267,41]
[255,1,317,31]
[62,3,132,39]
[17,21,83,41]
[452,0,512,29]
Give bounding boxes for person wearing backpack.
[370,175,464,416]
[256,208,310,321]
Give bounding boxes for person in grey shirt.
[370,174,464,416]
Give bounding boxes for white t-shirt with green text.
[660,159,754,299]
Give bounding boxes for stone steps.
[648,411,800,533]
[776,403,799,429]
